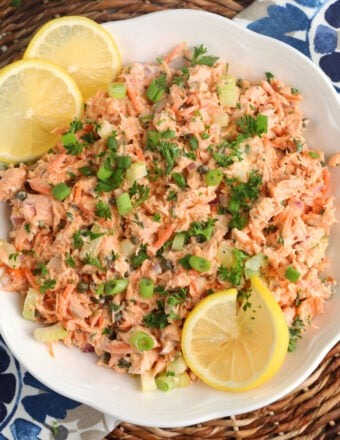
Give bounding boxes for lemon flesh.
[0,59,83,163]
[181,278,289,391]
[24,16,121,100]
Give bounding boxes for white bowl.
[0,9,339,428]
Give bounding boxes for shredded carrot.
[22,268,40,291]
[73,182,83,205]
[151,224,176,252]
[127,87,142,113]
[45,342,55,358]
[135,146,145,162]
[163,41,186,64]
[47,152,67,172]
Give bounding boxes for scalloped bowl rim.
[0,9,339,428]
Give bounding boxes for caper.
[197,165,209,174]
[76,281,89,293]
[160,258,174,272]
[16,190,27,201]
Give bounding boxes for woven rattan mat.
[1,1,339,439]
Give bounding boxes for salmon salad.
[0,43,338,388]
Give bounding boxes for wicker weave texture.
[0,0,250,68]
[109,344,340,439]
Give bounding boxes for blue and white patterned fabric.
[1,1,339,438]
[234,0,340,92]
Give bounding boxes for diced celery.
[175,372,191,388]
[244,253,268,279]
[140,371,157,392]
[216,241,234,268]
[212,113,229,127]
[125,161,147,184]
[166,354,187,375]
[98,120,114,140]
[22,288,38,321]
[79,226,104,260]
[218,76,237,107]
[108,82,127,100]
[119,238,136,258]
[171,232,186,251]
[0,239,21,268]
[34,322,68,343]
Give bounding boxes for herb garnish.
[186,44,219,67]
[187,218,217,243]
[94,199,112,220]
[288,316,305,351]
[217,248,248,286]
[226,170,263,230]
[143,300,170,329]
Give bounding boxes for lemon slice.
[0,59,83,163]
[24,16,121,100]
[181,277,289,391]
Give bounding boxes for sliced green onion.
[155,374,175,392]
[205,169,223,186]
[146,81,164,103]
[172,232,186,251]
[256,114,268,134]
[61,132,77,146]
[171,172,187,189]
[104,278,129,295]
[189,255,211,273]
[34,322,68,342]
[125,161,148,184]
[285,266,301,283]
[129,331,154,351]
[97,164,113,181]
[116,155,132,169]
[139,278,155,298]
[116,192,133,215]
[22,287,38,321]
[108,82,127,99]
[51,182,71,201]
[147,130,161,148]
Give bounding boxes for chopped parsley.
[265,71,274,82]
[236,114,268,138]
[171,172,187,189]
[187,218,217,243]
[143,300,169,329]
[226,170,263,230]
[186,44,219,67]
[288,316,305,351]
[94,199,112,220]
[83,253,105,271]
[131,244,148,268]
[128,182,150,206]
[39,279,56,294]
[217,248,248,286]
[65,253,76,268]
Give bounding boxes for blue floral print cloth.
[234,0,340,92]
[1,1,339,438]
